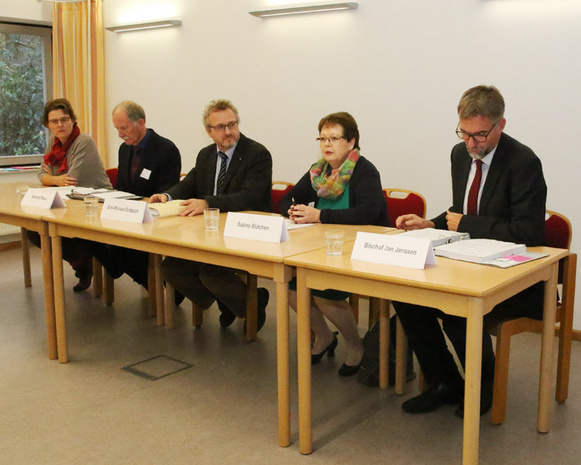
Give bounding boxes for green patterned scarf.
[309,149,360,199]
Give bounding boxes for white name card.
[224,212,289,243]
[21,188,66,209]
[101,198,152,223]
[351,232,436,269]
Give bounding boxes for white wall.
[5,0,581,327]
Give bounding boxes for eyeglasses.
[316,136,346,145]
[207,121,238,132]
[48,116,71,126]
[455,120,498,143]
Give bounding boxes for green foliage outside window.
[0,31,47,157]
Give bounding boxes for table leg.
[51,234,68,363]
[153,254,164,327]
[538,262,558,432]
[463,299,484,465]
[245,274,258,341]
[276,280,290,447]
[379,299,390,389]
[297,269,313,454]
[395,315,407,395]
[21,228,32,288]
[40,229,57,360]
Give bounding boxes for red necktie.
[130,146,141,181]
[467,159,483,215]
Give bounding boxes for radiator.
[0,222,20,236]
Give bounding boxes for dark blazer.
[432,132,546,246]
[279,155,389,226]
[117,129,182,197]
[167,133,273,212]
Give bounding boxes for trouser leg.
[161,257,215,310]
[199,264,247,318]
[442,315,495,385]
[393,301,462,385]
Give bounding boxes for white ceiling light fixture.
[105,19,182,33]
[249,2,358,18]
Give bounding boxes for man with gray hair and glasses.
[393,85,547,418]
[151,99,273,333]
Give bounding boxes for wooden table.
[286,242,568,463]
[43,199,391,447]
[0,183,57,360]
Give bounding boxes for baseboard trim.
[0,240,20,251]
[573,329,581,341]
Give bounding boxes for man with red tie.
[394,85,547,417]
[91,101,181,289]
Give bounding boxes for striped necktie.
[217,151,228,195]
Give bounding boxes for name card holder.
[351,232,436,269]
[21,188,67,209]
[101,198,152,223]
[224,212,289,243]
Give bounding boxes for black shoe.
[218,300,236,327]
[454,382,493,418]
[311,332,339,365]
[402,379,464,414]
[243,288,269,334]
[72,257,93,292]
[338,362,361,377]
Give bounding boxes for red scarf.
[44,124,81,174]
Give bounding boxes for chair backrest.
[272,181,294,214]
[383,188,427,227]
[545,210,573,284]
[106,168,118,189]
[545,210,572,250]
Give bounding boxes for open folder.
[148,200,186,218]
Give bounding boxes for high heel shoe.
[311,332,339,365]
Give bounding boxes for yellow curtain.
[52,0,108,167]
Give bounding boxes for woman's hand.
[42,173,77,187]
[289,204,321,224]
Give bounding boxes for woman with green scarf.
[280,112,389,377]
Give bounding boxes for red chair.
[271,181,294,214]
[106,168,118,189]
[489,210,576,424]
[383,188,427,227]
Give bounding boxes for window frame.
[0,21,53,167]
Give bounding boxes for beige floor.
[1,245,580,465]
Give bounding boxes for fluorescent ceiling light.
[249,2,358,18]
[106,19,182,33]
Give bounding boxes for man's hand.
[149,194,168,204]
[395,214,434,230]
[178,198,209,217]
[445,210,462,232]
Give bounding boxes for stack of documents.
[434,239,526,263]
[68,188,142,202]
[403,228,470,247]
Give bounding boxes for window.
[0,22,52,166]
